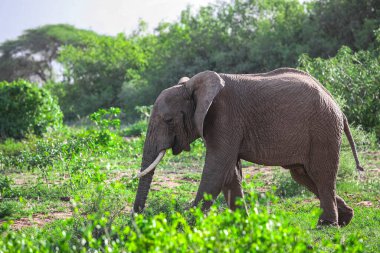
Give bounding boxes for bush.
[0,187,364,252]
[0,175,12,199]
[0,80,63,139]
[0,201,15,219]
[89,107,121,146]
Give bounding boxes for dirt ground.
[0,212,73,230]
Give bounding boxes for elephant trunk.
[133,135,166,213]
[133,155,155,213]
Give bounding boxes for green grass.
[0,124,378,252]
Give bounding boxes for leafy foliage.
[309,0,380,53]
[89,107,121,146]
[128,0,380,111]
[0,80,62,139]
[0,185,365,252]
[0,175,12,199]
[58,33,149,120]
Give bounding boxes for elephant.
[132,68,364,227]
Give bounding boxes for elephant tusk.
[136,150,166,178]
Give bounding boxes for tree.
[0,24,95,83]
[114,0,380,119]
[139,0,311,99]
[58,33,149,120]
[308,0,380,56]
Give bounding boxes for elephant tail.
[343,115,364,172]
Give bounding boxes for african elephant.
[133,68,364,226]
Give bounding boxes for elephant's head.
[133,71,225,213]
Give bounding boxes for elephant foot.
[317,218,339,227]
[338,207,354,227]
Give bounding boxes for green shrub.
[0,175,12,199]
[89,107,121,146]
[0,138,26,157]
[0,80,63,139]
[0,201,15,219]
[0,187,364,252]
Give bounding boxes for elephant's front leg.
[222,159,247,212]
[193,149,238,211]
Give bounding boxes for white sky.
[0,0,216,43]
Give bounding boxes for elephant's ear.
[184,71,225,138]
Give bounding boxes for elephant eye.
[164,118,173,124]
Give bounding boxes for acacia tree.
[0,24,95,83]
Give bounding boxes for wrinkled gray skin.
[133,68,364,226]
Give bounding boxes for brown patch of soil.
[11,174,70,186]
[244,166,274,177]
[151,176,181,190]
[243,166,275,191]
[181,177,199,183]
[254,187,268,193]
[12,174,38,186]
[60,196,71,202]
[107,171,133,182]
[0,211,73,230]
[302,198,316,203]
[123,136,139,142]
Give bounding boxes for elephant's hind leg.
[307,143,341,226]
[285,165,318,195]
[222,160,247,212]
[286,165,353,226]
[336,196,354,226]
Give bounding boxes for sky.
[0,0,216,44]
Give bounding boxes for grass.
[0,123,378,252]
